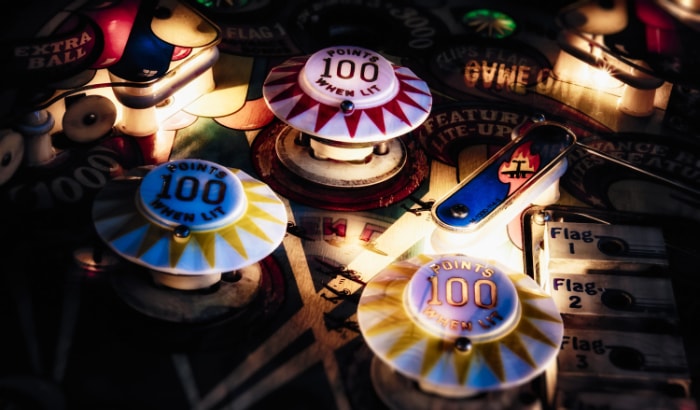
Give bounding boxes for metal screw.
[340,100,355,115]
[174,225,191,239]
[455,337,472,353]
[449,203,469,219]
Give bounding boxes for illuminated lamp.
[554,1,666,117]
[462,8,518,39]
[665,0,700,12]
[107,17,175,138]
[110,45,219,136]
[553,0,627,88]
[656,0,700,30]
[552,30,622,89]
[555,29,664,117]
[108,0,221,137]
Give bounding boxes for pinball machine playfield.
[1,1,700,409]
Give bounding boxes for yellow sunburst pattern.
[93,162,287,275]
[357,254,563,396]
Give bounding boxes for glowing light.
[498,141,540,186]
[462,9,517,39]
[553,32,624,91]
[111,46,219,135]
[358,254,563,397]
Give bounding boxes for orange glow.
[498,141,540,190]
